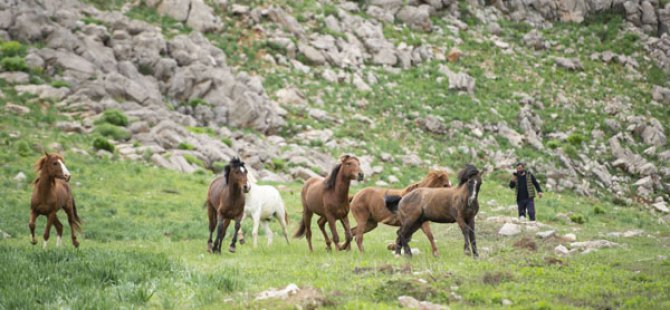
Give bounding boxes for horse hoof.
[30,240,37,245]
[228,246,236,253]
[239,239,245,245]
[73,241,80,248]
[432,251,440,257]
[386,243,397,251]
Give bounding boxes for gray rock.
[563,233,577,242]
[555,57,583,70]
[13,172,27,183]
[4,103,30,115]
[439,65,475,94]
[398,295,448,310]
[373,49,398,66]
[56,121,84,133]
[570,240,620,251]
[554,244,570,256]
[653,201,669,213]
[297,42,326,65]
[652,85,670,105]
[396,5,432,31]
[15,85,69,100]
[289,167,320,181]
[367,5,395,23]
[0,72,30,84]
[417,115,446,134]
[402,153,423,167]
[498,223,521,236]
[536,230,556,239]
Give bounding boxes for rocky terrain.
[0,0,668,212]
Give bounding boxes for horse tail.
[71,199,82,232]
[294,217,306,239]
[384,195,402,213]
[284,209,289,226]
[294,183,310,239]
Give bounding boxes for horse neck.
[35,170,55,196]
[333,171,352,203]
[226,180,244,203]
[399,182,420,196]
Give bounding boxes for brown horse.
[30,153,81,248]
[294,155,364,252]
[343,170,452,256]
[206,157,250,254]
[395,165,483,257]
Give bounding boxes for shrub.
[0,41,25,58]
[270,158,286,171]
[16,140,32,157]
[546,139,561,150]
[188,98,209,108]
[1,56,29,72]
[593,206,605,215]
[94,124,131,141]
[221,137,233,147]
[50,80,70,88]
[100,109,129,127]
[566,133,586,146]
[93,137,115,152]
[183,154,204,167]
[563,144,578,158]
[569,213,586,224]
[177,142,194,150]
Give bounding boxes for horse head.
[458,164,483,207]
[36,152,71,182]
[324,155,364,189]
[224,157,250,193]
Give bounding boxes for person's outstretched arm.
[531,174,543,198]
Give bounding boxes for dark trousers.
[517,199,536,221]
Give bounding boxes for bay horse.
[294,155,364,252]
[343,170,452,256]
[30,153,81,248]
[395,165,483,257]
[206,157,250,253]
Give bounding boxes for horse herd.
[28,153,484,257]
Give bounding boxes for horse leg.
[401,221,423,257]
[467,218,478,258]
[325,214,342,251]
[251,212,261,248]
[229,215,243,253]
[63,206,80,248]
[262,221,273,246]
[457,217,472,256]
[420,222,439,257]
[207,204,216,253]
[53,215,64,248]
[356,220,377,253]
[213,216,230,254]
[339,216,353,252]
[28,210,38,245]
[317,217,332,251]
[303,210,314,252]
[42,212,56,249]
[276,211,289,244]
[237,212,246,245]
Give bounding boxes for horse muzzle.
[357,172,364,182]
[243,183,250,193]
[62,174,71,182]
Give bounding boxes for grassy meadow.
[1,106,669,309]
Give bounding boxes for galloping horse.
[343,170,451,256]
[236,183,290,247]
[395,165,483,257]
[206,157,250,253]
[294,155,364,252]
[30,153,81,248]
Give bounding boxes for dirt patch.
[482,271,514,286]
[514,236,538,251]
[285,287,333,310]
[544,256,566,266]
[373,279,438,302]
[354,264,412,275]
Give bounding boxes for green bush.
[593,206,605,215]
[1,56,29,72]
[570,213,586,224]
[546,139,561,150]
[0,41,25,58]
[177,142,194,150]
[93,137,115,152]
[50,80,70,88]
[188,98,209,108]
[221,137,233,147]
[94,124,131,141]
[183,154,204,167]
[100,109,129,127]
[16,141,32,157]
[270,158,286,171]
[566,133,586,146]
[563,144,578,158]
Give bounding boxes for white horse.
[237,180,289,247]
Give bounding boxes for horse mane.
[457,164,480,186]
[400,182,420,196]
[224,157,245,184]
[323,163,341,190]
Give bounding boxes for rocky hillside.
[0,0,668,211]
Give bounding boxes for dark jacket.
[510,172,542,201]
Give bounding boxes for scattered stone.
[554,57,583,71]
[563,233,577,242]
[0,229,10,239]
[388,175,400,184]
[256,283,300,300]
[13,172,27,183]
[536,230,555,239]
[554,244,569,256]
[570,240,620,252]
[398,295,448,310]
[498,223,521,236]
[606,230,644,238]
[4,103,30,115]
[653,201,669,213]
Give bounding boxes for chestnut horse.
[30,153,81,248]
[343,170,452,256]
[294,155,364,252]
[206,157,250,253]
[395,165,483,257]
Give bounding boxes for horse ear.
[224,164,231,183]
[339,154,351,162]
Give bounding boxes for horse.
[206,157,250,254]
[343,170,452,256]
[236,182,289,247]
[294,155,364,252]
[29,153,81,248]
[395,164,483,258]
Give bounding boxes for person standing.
[509,162,543,222]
